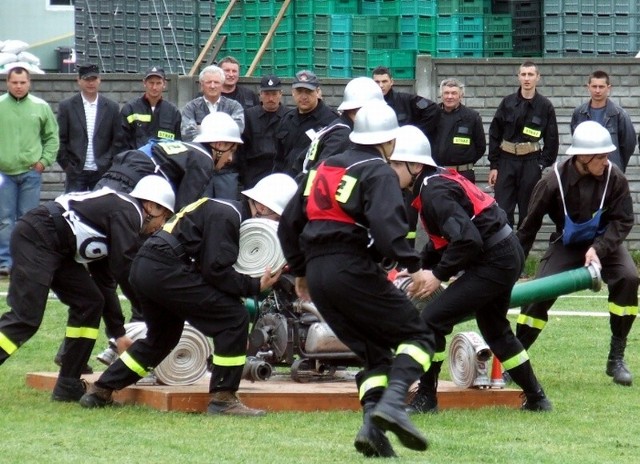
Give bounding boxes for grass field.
[0,280,638,464]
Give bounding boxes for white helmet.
[349,100,399,145]
[566,121,616,155]
[337,77,384,111]
[193,112,243,144]
[389,125,437,167]
[241,173,297,216]
[130,175,176,213]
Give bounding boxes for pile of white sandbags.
[0,40,45,74]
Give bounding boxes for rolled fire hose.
[233,218,286,278]
[393,275,445,311]
[124,321,212,386]
[447,263,603,387]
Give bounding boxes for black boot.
[406,361,441,414]
[372,380,428,452]
[606,336,633,386]
[54,339,94,375]
[521,388,553,412]
[51,376,87,402]
[354,402,397,458]
[507,360,552,412]
[79,383,114,408]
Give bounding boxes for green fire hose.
[509,263,602,308]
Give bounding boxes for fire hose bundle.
[233,218,286,277]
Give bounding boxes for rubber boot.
[371,380,429,451]
[406,361,441,414]
[606,336,633,386]
[207,391,266,416]
[51,376,87,402]
[508,360,552,412]
[354,402,397,458]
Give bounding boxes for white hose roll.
[448,331,492,388]
[124,321,212,386]
[234,218,286,278]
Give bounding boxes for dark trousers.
[96,253,250,393]
[64,170,103,193]
[421,234,526,365]
[306,253,435,404]
[493,154,541,229]
[0,216,102,377]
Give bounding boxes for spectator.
[120,66,181,150]
[56,64,123,193]
[488,60,559,229]
[571,70,636,173]
[218,55,260,109]
[0,66,59,276]
[432,78,486,183]
[240,74,288,188]
[516,121,637,387]
[273,69,337,176]
[371,66,439,145]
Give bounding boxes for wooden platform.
[27,371,523,412]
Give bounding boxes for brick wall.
[2,57,640,252]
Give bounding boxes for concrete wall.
[2,57,640,253]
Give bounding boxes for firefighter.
[79,173,298,416]
[516,121,638,386]
[0,175,175,401]
[278,101,436,457]
[388,125,552,413]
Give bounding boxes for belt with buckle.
[500,140,540,155]
[483,224,513,251]
[444,163,474,171]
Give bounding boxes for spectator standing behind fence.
[488,61,559,229]
[0,66,59,277]
[218,55,260,110]
[432,78,486,184]
[56,64,123,193]
[240,74,288,189]
[120,66,182,150]
[570,70,636,173]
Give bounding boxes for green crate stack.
[484,14,512,56]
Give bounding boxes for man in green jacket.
[0,66,59,276]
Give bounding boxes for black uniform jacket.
[516,159,634,258]
[145,198,260,297]
[120,95,182,149]
[488,88,559,169]
[278,145,422,277]
[384,88,440,144]
[432,104,485,166]
[413,169,510,282]
[56,93,124,176]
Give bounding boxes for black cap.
[260,74,282,91]
[144,66,166,80]
[78,64,99,79]
[292,70,319,90]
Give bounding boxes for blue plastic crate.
[328,65,352,78]
[399,15,437,35]
[330,14,353,33]
[400,0,437,16]
[329,32,351,49]
[329,49,351,67]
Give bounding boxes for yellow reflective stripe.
[157,130,175,140]
[432,350,446,363]
[516,314,546,330]
[213,354,246,367]
[65,326,99,340]
[406,231,417,240]
[127,113,152,123]
[522,126,541,138]
[358,374,388,400]
[164,197,209,232]
[0,332,18,355]
[335,175,357,203]
[397,343,431,371]
[609,302,638,317]
[120,351,149,377]
[303,170,317,197]
[501,350,530,371]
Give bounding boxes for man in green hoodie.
[0,66,59,276]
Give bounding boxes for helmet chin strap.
[405,162,420,189]
[575,155,596,175]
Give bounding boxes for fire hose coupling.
[242,356,273,382]
[586,262,602,292]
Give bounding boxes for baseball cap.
[78,64,99,79]
[292,70,319,90]
[260,74,282,91]
[144,66,166,80]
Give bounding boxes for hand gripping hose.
[233,218,287,278]
[124,322,212,386]
[392,275,445,311]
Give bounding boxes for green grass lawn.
[0,281,638,464]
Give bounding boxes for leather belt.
[483,224,512,251]
[444,163,474,171]
[500,140,540,155]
